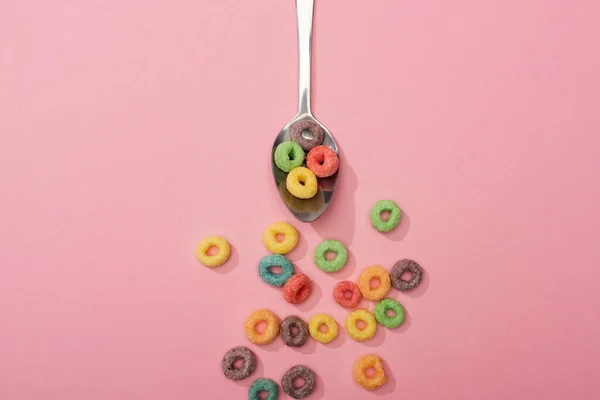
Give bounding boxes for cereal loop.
[308,313,338,343]
[274,141,305,172]
[258,254,295,287]
[353,354,387,390]
[281,365,316,399]
[374,298,405,329]
[307,145,339,178]
[248,378,279,400]
[280,315,309,347]
[244,309,280,345]
[286,167,318,199]
[221,346,256,380]
[357,266,391,301]
[333,281,362,308]
[370,200,402,232]
[314,239,348,272]
[290,119,324,151]
[391,259,424,291]
[283,274,312,304]
[263,222,299,254]
[196,236,230,267]
[346,309,377,342]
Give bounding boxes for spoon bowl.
[271,0,339,222]
[272,113,338,222]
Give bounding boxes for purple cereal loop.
[291,120,324,151]
[281,365,316,399]
[391,259,423,291]
[221,346,256,380]
[280,315,309,347]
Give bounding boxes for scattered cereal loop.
[308,313,338,344]
[281,365,316,399]
[196,236,230,267]
[263,222,299,254]
[357,266,391,301]
[258,254,294,287]
[220,346,256,381]
[244,309,280,345]
[346,309,377,342]
[283,274,312,304]
[353,354,387,390]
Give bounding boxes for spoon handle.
[296,0,314,116]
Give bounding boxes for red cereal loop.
[333,281,362,308]
[283,274,312,304]
[307,145,340,178]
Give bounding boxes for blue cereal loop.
[248,378,279,400]
[258,254,294,287]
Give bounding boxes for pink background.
[2,0,600,399]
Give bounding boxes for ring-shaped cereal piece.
[374,298,405,329]
[283,274,312,304]
[370,200,402,232]
[353,354,387,390]
[280,315,309,347]
[248,378,279,400]
[195,236,230,267]
[391,259,424,291]
[274,141,305,172]
[281,365,316,399]
[308,313,338,344]
[314,239,348,272]
[286,167,318,199]
[244,309,280,345]
[307,145,339,178]
[221,346,256,380]
[263,221,299,254]
[357,266,391,301]
[333,281,362,308]
[346,309,377,342]
[258,254,295,287]
[290,119,324,151]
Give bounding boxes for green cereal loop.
[274,141,305,172]
[314,240,348,272]
[370,200,402,232]
[374,298,405,329]
[248,378,279,400]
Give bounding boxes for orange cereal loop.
[263,222,299,254]
[195,236,230,267]
[353,354,387,390]
[357,266,391,301]
[244,309,280,345]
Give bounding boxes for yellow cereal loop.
[357,266,391,301]
[353,354,387,390]
[244,309,280,345]
[286,167,318,199]
[346,309,377,342]
[308,313,338,343]
[195,236,231,267]
[263,222,299,254]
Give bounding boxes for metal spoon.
[271,0,339,223]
